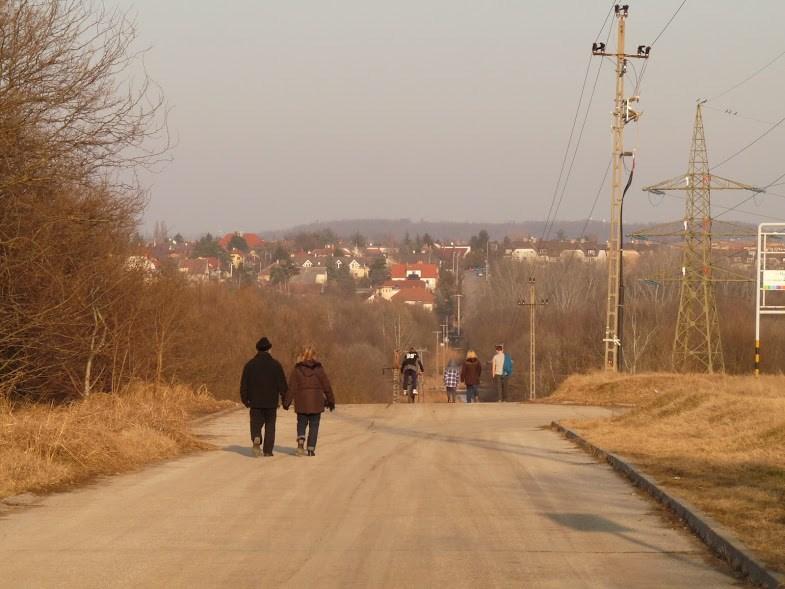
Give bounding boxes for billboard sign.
[763,270,785,290]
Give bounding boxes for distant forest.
[264,218,664,243]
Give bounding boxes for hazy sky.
[109,1,785,235]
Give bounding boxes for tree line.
[0,1,437,403]
[462,253,784,398]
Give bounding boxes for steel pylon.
[642,102,761,373]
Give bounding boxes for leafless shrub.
[465,253,782,397]
[0,0,167,400]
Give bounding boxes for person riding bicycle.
[400,347,424,403]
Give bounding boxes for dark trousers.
[250,407,277,454]
[297,413,321,450]
[494,375,508,402]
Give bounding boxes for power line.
[542,27,612,241]
[713,192,765,220]
[579,157,612,239]
[709,46,785,102]
[763,169,785,189]
[708,124,785,219]
[539,1,615,241]
[659,191,785,223]
[702,104,775,126]
[540,54,594,240]
[633,0,688,95]
[711,113,785,170]
[650,0,688,47]
[713,169,785,222]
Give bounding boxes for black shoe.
[252,437,261,457]
[263,452,274,457]
[307,449,315,456]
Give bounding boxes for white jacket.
[492,351,505,376]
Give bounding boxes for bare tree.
[0,0,168,400]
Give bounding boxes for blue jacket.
[502,353,513,377]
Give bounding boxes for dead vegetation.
[551,372,785,573]
[0,384,233,499]
[463,257,785,398]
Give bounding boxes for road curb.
[551,421,784,589]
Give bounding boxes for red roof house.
[390,287,435,311]
[219,232,265,251]
[390,262,438,290]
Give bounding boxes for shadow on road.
[544,512,715,573]
[330,411,588,466]
[223,444,299,457]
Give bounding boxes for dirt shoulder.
[0,384,234,499]
[547,372,785,574]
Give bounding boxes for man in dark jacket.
[240,337,288,457]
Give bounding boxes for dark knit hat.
[256,337,272,352]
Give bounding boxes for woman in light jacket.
[283,346,335,456]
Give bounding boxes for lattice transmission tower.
[642,102,761,373]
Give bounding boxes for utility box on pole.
[755,223,785,375]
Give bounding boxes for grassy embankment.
[0,384,233,499]
[547,372,785,573]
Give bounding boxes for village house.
[389,286,435,311]
[390,262,439,291]
[511,247,538,261]
[364,245,392,257]
[126,255,158,275]
[347,258,369,279]
[433,244,471,262]
[372,279,429,302]
[177,257,221,283]
[291,254,326,269]
[288,267,328,294]
[219,231,264,251]
[228,250,245,268]
[507,240,610,264]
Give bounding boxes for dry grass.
[0,383,233,499]
[550,372,785,573]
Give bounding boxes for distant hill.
[261,218,663,243]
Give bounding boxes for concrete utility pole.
[485,241,490,282]
[441,320,450,373]
[433,330,441,376]
[592,4,650,372]
[518,278,548,401]
[643,102,762,373]
[452,294,463,337]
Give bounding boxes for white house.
[511,248,538,261]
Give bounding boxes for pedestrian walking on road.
[443,359,460,403]
[491,344,510,402]
[283,346,335,456]
[240,337,288,457]
[461,350,482,403]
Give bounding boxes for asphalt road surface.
[0,404,744,588]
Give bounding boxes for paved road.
[0,404,743,588]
